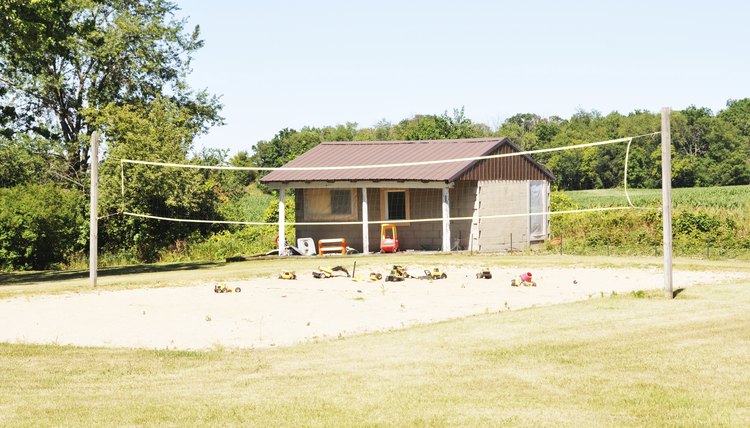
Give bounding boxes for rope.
[123,206,650,226]
[120,132,660,226]
[623,137,635,207]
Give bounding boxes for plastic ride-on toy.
[511,272,537,287]
[380,223,399,253]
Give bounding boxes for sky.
[175,0,750,154]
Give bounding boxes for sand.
[1,266,745,350]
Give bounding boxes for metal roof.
[261,138,553,183]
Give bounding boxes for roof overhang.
[266,180,455,190]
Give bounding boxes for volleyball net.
[115,134,659,254]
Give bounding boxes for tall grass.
[159,189,294,262]
[566,184,750,209]
[551,185,750,258]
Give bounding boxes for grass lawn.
[1,255,749,426]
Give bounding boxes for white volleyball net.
[117,132,661,252]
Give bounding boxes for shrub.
[0,184,85,270]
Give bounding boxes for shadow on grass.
[0,261,223,287]
[673,288,686,298]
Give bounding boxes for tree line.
[1,0,749,270]
[249,103,750,190]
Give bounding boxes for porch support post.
[361,187,369,254]
[278,188,286,256]
[442,186,451,252]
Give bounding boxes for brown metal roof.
[261,138,554,183]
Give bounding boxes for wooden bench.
[318,238,346,256]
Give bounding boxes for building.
[260,137,554,253]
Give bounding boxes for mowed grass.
[1,268,749,426]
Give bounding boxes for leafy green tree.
[320,122,359,142]
[438,107,488,139]
[0,0,220,185]
[229,150,257,187]
[719,98,750,137]
[0,136,56,187]
[505,113,543,133]
[672,106,713,158]
[392,114,445,140]
[0,183,84,270]
[92,97,222,262]
[373,118,394,140]
[497,121,539,150]
[392,108,486,141]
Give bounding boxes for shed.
[261,137,554,253]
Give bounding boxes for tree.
[0,0,220,186]
[392,114,445,140]
[373,118,393,140]
[0,136,56,187]
[719,98,750,137]
[92,97,223,261]
[392,108,486,141]
[0,183,85,270]
[505,113,543,133]
[229,151,257,187]
[439,107,487,139]
[672,106,713,158]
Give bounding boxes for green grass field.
[552,185,750,259]
[1,255,750,426]
[563,184,750,209]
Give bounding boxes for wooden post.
[278,189,286,256]
[361,187,369,254]
[89,132,99,288]
[661,107,674,298]
[442,187,450,252]
[469,183,480,254]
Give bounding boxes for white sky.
[176,0,750,154]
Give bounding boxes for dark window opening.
[387,191,406,220]
[331,189,352,215]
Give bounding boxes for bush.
[0,184,85,270]
[157,193,297,262]
[550,191,578,212]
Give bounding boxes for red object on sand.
[380,224,399,253]
[520,272,532,282]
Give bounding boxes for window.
[382,189,410,222]
[303,188,357,221]
[387,191,406,220]
[330,190,352,215]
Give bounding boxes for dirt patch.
[0,265,745,350]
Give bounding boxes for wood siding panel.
[457,145,549,182]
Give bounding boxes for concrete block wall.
[450,181,477,250]
[477,180,529,252]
